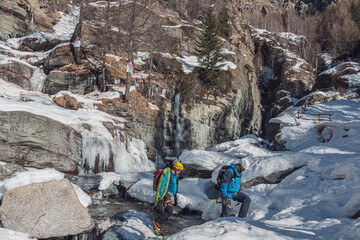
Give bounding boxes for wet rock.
[0,179,95,239]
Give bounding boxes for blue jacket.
[220,164,242,199]
[159,168,178,197]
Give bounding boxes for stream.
[67,175,205,239]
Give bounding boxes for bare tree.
[119,0,152,102]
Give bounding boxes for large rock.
[0,1,32,40]
[0,163,26,181]
[0,179,95,239]
[315,62,359,90]
[253,28,316,118]
[43,45,75,71]
[0,111,82,173]
[43,69,98,95]
[0,60,34,90]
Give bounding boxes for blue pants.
[221,191,251,218]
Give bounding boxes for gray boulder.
[0,179,94,239]
[43,70,97,95]
[0,1,31,40]
[0,111,82,174]
[0,163,26,181]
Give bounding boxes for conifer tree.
[350,0,360,32]
[194,7,225,85]
[218,6,231,40]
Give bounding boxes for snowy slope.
[123,97,360,239]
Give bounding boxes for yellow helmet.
[173,162,183,171]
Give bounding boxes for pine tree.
[350,0,360,32]
[194,7,225,85]
[218,6,231,40]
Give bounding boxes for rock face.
[69,0,263,159]
[252,27,316,134]
[315,62,359,90]
[0,179,95,239]
[0,60,34,90]
[0,0,32,40]
[0,111,82,173]
[0,0,66,41]
[43,69,98,95]
[0,163,26,181]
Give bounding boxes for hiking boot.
[152,220,161,232]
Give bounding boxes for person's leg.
[154,193,173,225]
[220,199,231,217]
[155,204,173,224]
[233,192,251,218]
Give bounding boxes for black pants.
[221,191,251,218]
[154,193,173,225]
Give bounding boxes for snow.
[108,210,157,239]
[71,183,92,208]
[168,218,293,240]
[6,5,79,49]
[127,174,155,203]
[0,78,155,174]
[341,72,360,87]
[278,32,306,45]
[0,228,36,240]
[0,7,359,239]
[99,171,142,190]
[175,55,199,73]
[122,97,360,239]
[178,150,237,170]
[2,168,64,191]
[148,102,159,110]
[0,168,91,208]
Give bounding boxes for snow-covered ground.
[120,97,360,239]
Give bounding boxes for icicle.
[81,134,111,173]
[112,130,154,174]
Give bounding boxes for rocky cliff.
[0,0,321,163]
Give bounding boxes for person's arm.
[219,170,233,199]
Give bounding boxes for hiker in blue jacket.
[220,163,251,218]
[152,162,183,233]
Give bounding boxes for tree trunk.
[124,0,137,102]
